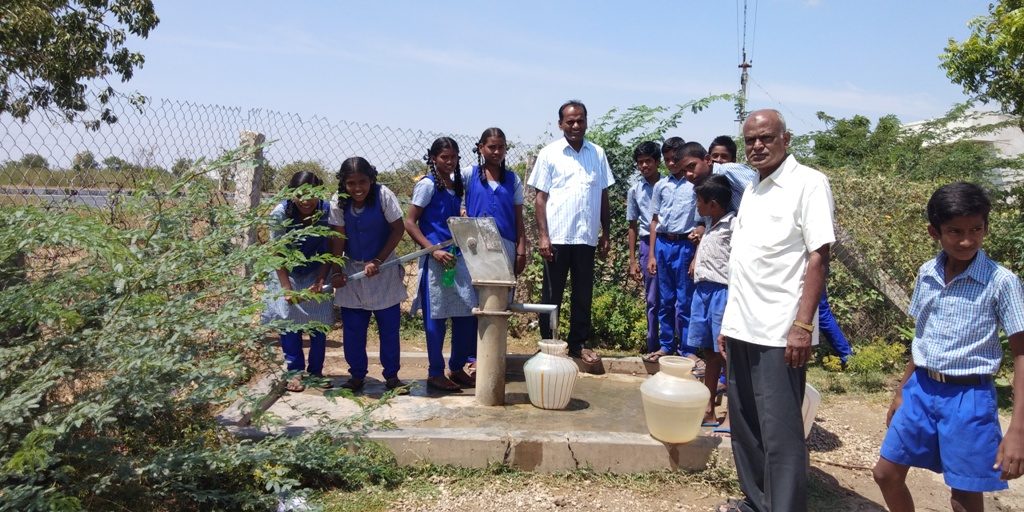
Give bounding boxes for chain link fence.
[1,93,534,209]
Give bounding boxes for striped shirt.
[712,162,758,213]
[910,249,1024,376]
[651,174,700,234]
[693,212,734,285]
[527,138,615,246]
[625,177,657,237]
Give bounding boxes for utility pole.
[736,51,751,123]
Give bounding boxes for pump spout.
[509,302,558,334]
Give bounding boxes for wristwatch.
[792,320,814,333]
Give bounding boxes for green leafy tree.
[0,1,159,129]
[170,157,192,177]
[71,150,99,171]
[941,0,1024,130]
[18,153,48,169]
[272,160,328,192]
[102,155,128,171]
[807,105,1018,181]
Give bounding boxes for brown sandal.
[340,378,364,392]
[449,369,476,388]
[427,375,461,392]
[643,350,670,363]
[385,377,410,395]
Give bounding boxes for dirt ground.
[321,388,1023,512]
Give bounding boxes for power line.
[749,77,816,133]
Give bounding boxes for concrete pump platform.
[219,350,728,473]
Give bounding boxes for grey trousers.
[726,338,808,512]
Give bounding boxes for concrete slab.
[222,357,730,473]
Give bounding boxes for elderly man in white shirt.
[527,100,614,370]
[717,109,835,512]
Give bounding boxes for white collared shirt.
[527,138,615,246]
[721,155,836,347]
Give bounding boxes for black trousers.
[539,244,595,354]
[726,337,808,512]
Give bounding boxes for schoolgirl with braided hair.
[327,156,408,393]
[404,137,478,392]
[463,127,528,275]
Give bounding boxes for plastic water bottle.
[441,248,457,287]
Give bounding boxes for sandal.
[385,377,410,395]
[710,427,732,438]
[309,374,333,389]
[643,350,670,363]
[568,348,602,364]
[427,375,461,392]
[449,369,476,388]
[340,378,365,392]
[285,374,305,393]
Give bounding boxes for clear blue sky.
[129,0,990,148]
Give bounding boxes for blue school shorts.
[686,281,727,353]
[880,368,1007,492]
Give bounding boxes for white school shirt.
[720,155,836,348]
[526,138,615,246]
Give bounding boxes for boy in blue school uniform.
[873,182,1024,512]
[627,141,662,354]
[645,137,702,365]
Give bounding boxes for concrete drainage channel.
[218,352,729,473]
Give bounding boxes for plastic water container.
[801,383,821,439]
[640,356,710,444]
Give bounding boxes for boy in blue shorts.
[686,174,734,427]
[873,182,1024,512]
[627,141,662,354]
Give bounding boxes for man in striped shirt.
[527,100,615,370]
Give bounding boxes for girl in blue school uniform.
[464,127,528,276]
[262,171,335,392]
[405,137,478,392]
[329,157,408,393]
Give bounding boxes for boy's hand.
[688,225,706,244]
[647,257,657,276]
[718,335,727,360]
[688,257,696,279]
[995,426,1024,480]
[885,393,902,427]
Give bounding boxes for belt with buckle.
[658,232,689,241]
[924,369,991,386]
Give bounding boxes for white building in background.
[905,112,1024,188]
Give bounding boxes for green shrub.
[0,148,397,511]
[590,284,648,352]
[846,339,908,375]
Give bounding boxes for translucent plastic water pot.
[523,340,578,410]
[802,383,821,439]
[640,356,710,443]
